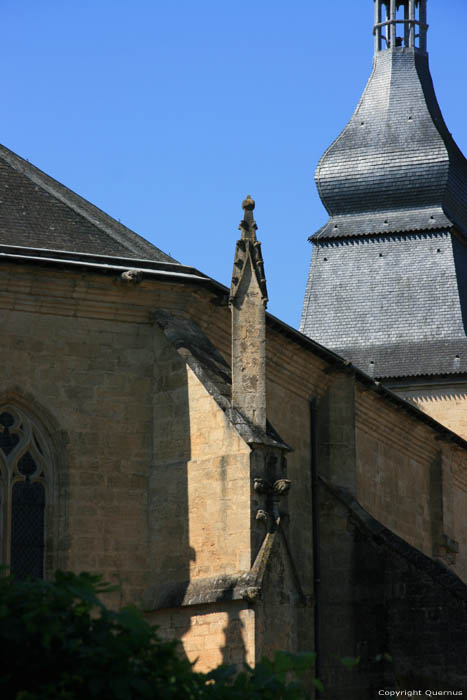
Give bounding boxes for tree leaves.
[340,656,360,670]
[0,571,324,699]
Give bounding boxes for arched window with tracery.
[0,406,52,579]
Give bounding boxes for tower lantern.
[374,0,427,53]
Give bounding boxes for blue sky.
[2,0,466,328]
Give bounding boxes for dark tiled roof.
[312,48,467,241]
[301,232,467,380]
[314,207,452,240]
[332,339,467,381]
[0,144,175,262]
[302,45,467,381]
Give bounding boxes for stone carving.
[254,476,291,527]
[253,477,291,498]
[255,509,271,524]
[272,479,291,497]
[229,196,268,432]
[229,195,268,307]
[438,534,459,566]
[121,269,143,283]
[240,585,261,602]
[253,478,270,494]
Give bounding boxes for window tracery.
[0,406,50,579]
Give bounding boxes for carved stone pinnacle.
[242,195,255,211]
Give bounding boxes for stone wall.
[151,324,252,587]
[0,261,314,671]
[149,602,255,672]
[355,382,467,581]
[253,527,305,663]
[0,302,153,605]
[316,370,467,695]
[355,384,435,556]
[395,381,467,441]
[438,445,467,582]
[5,258,467,688]
[317,484,467,698]
[316,486,389,698]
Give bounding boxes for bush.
[0,571,317,699]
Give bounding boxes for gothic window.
[0,407,50,579]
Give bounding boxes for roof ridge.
[0,143,176,262]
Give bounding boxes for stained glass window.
[0,406,50,580]
[0,412,19,456]
[11,481,45,579]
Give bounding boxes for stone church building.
[1,1,467,696]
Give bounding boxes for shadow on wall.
[452,235,467,338]
[142,319,252,670]
[320,481,467,697]
[220,602,249,668]
[145,325,196,653]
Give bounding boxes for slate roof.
[0,143,175,262]
[331,340,467,381]
[300,231,467,380]
[312,48,467,241]
[302,39,467,381]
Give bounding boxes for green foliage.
[340,656,360,671]
[0,571,204,699]
[0,572,316,700]
[207,651,317,699]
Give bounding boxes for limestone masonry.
[1,1,467,697]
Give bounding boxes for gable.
[0,144,174,262]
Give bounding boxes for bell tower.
[301,1,467,437]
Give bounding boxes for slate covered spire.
[312,0,467,242]
[301,2,467,381]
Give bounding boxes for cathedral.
[1,1,467,697]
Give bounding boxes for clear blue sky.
[2,0,466,328]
